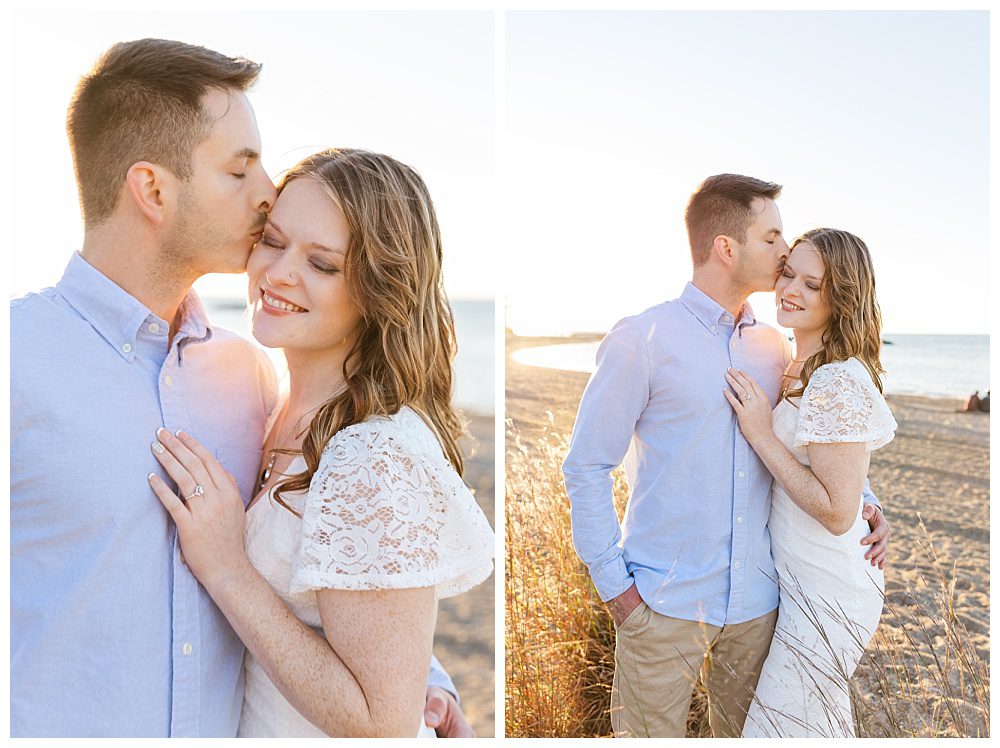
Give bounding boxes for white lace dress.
[742,358,897,738]
[236,406,495,738]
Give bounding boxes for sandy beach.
[505,331,989,737]
[437,411,495,736]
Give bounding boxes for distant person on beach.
[10,38,483,738]
[962,390,989,413]
[563,174,891,738]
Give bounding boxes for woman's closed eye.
[310,259,338,275]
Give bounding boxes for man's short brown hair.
[684,174,783,266]
[66,38,262,227]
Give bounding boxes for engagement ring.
[182,485,205,502]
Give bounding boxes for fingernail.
[147,473,156,481]
[151,442,165,454]
[176,430,185,438]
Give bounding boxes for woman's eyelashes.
[782,269,820,292]
[310,259,338,275]
[260,232,338,275]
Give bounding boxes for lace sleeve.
[793,359,898,450]
[288,417,494,599]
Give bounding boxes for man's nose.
[255,171,277,214]
[259,181,277,214]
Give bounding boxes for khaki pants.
[611,602,777,738]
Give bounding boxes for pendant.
[259,454,276,491]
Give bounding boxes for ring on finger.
[181,484,205,502]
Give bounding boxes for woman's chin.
[249,325,285,350]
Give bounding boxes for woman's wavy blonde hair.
[783,227,885,402]
[270,148,463,514]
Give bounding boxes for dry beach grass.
[504,332,989,738]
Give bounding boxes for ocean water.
[205,298,494,415]
[512,334,989,399]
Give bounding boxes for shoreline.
[506,330,988,406]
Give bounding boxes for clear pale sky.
[505,11,989,336]
[9,10,495,302]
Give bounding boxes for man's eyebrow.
[232,147,259,161]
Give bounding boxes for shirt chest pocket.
[215,447,264,506]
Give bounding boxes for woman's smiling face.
[246,178,363,353]
[775,242,830,333]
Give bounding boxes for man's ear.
[124,161,173,225]
[712,234,738,268]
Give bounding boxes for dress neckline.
[247,454,307,514]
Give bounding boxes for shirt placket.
[726,316,749,621]
[161,339,202,737]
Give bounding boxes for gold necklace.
[781,359,805,398]
[258,404,291,493]
[257,384,348,492]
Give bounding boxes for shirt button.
[738,471,746,479]
[737,516,744,524]
[121,343,133,354]
[710,325,717,333]
[734,560,741,569]
[148,322,161,334]
[182,643,193,656]
[165,375,174,387]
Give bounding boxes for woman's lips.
[780,298,804,312]
[260,288,308,314]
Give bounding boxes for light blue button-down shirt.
[563,283,792,627]
[564,282,880,627]
[11,253,455,736]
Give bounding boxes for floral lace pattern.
[289,407,494,599]
[793,357,897,450]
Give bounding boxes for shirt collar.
[56,252,213,362]
[679,281,758,335]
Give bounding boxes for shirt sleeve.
[793,361,898,450]
[288,419,494,598]
[860,477,880,510]
[427,653,458,702]
[562,318,649,601]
